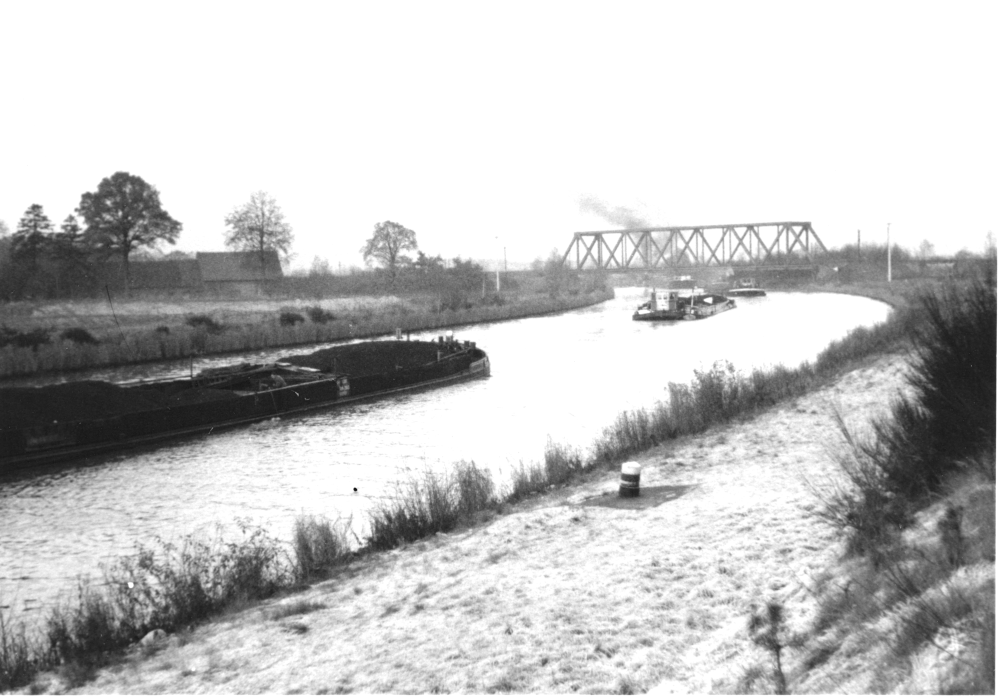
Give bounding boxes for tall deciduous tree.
[77,171,181,290]
[12,204,54,271]
[224,191,294,272]
[361,220,417,287]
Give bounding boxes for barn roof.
[196,251,283,281]
[128,259,203,288]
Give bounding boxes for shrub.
[305,306,336,324]
[746,601,792,695]
[279,311,305,327]
[155,326,170,335]
[817,277,997,555]
[185,314,223,333]
[903,277,997,484]
[60,328,99,345]
[0,327,51,350]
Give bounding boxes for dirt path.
[48,354,912,695]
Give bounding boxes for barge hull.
[1,347,489,472]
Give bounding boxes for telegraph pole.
[887,223,892,282]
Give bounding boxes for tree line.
[0,172,302,301]
[0,172,497,301]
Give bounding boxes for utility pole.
[495,236,501,293]
[857,230,861,262]
[887,223,892,283]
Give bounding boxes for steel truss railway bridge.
[561,221,826,271]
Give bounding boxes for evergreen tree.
[12,203,54,271]
[52,214,93,297]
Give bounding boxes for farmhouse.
[95,251,284,296]
[197,251,284,296]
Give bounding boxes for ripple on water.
[1,290,891,612]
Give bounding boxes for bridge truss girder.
[561,221,826,270]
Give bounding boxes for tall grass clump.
[292,515,353,582]
[507,462,550,502]
[0,519,294,691]
[813,302,916,373]
[366,462,500,551]
[0,608,35,691]
[103,520,288,632]
[45,580,126,666]
[543,438,583,486]
[591,360,781,465]
[453,460,498,516]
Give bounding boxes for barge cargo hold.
[632,288,736,322]
[0,336,489,472]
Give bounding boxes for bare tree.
[224,191,294,271]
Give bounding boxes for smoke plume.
[578,194,651,229]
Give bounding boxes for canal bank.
[9,279,992,693]
[21,350,924,694]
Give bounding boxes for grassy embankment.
[0,284,612,378]
[782,275,995,694]
[0,277,994,692]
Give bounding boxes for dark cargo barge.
[0,335,489,472]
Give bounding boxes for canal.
[0,289,891,615]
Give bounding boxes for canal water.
[0,289,891,615]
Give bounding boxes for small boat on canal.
[725,278,767,298]
[0,335,490,471]
[632,287,736,322]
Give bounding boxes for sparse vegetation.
[305,305,336,324]
[60,327,99,345]
[279,311,305,327]
[587,304,917,467]
[184,314,224,333]
[798,274,996,693]
[0,287,613,378]
[1,276,993,693]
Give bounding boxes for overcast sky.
[1,1,997,271]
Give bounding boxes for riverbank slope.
[31,351,920,694]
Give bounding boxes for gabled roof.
[94,259,203,288]
[128,259,203,288]
[196,251,283,282]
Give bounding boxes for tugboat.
[726,278,767,298]
[632,287,736,322]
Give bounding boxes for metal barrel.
[619,461,641,498]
